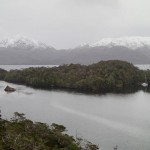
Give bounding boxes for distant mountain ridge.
[0,35,53,49]
[90,37,150,50]
[0,36,150,65]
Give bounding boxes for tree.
[0,112,99,150]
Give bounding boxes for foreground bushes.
[0,112,99,150]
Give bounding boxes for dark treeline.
[0,111,99,150]
[0,60,149,93]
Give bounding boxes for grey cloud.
[0,0,149,49]
[60,0,119,9]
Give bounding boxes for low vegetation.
[0,68,7,80]
[0,60,149,93]
[0,111,99,150]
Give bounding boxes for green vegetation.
[0,68,7,80]
[0,111,99,150]
[0,60,149,93]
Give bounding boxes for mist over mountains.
[0,36,150,65]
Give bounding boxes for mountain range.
[0,35,150,65]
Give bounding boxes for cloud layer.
[0,0,149,48]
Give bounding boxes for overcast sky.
[0,0,150,49]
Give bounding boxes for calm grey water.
[0,65,150,150]
[0,65,58,71]
[135,64,150,70]
[0,64,149,71]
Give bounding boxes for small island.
[0,60,149,94]
[4,86,16,92]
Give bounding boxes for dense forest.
[0,111,99,150]
[0,60,149,93]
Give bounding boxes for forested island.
[0,60,149,93]
[0,112,98,150]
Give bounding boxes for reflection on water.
[1,81,150,150]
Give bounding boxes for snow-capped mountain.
[75,43,90,49]
[90,37,150,50]
[0,35,53,49]
[0,35,150,65]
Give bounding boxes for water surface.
[0,81,150,150]
[0,65,58,71]
[0,64,149,71]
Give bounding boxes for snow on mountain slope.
[0,35,53,49]
[90,37,150,50]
